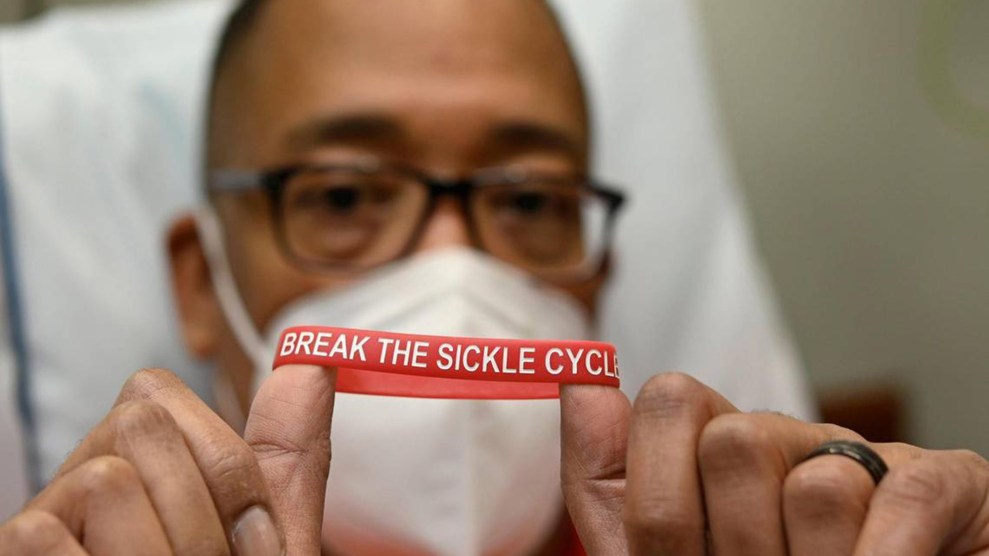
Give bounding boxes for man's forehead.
[211,0,587,167]
[246,0,577,78]
[257,0,564,48]
[285,112,584,162]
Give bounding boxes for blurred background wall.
[0,0,29,23]
[696,0,989,454]
[3,0,988,452]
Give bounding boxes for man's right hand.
[0,364,336,555]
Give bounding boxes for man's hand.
[0,364,335,555]
[562,373,989,556]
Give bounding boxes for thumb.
[245,364,337,555]
[560,384,632,555]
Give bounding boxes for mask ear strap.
[195,206,268,370]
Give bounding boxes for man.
[3,0,989,555]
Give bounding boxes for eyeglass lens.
[278,168,609,277]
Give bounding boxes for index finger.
[623,373,738,556]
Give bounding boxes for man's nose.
[413,198,472,253]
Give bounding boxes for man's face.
[169,0,604,414]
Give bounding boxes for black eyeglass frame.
[208,158,626,282]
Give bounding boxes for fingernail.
[233,506,284,556]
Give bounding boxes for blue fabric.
[0,80,40,493]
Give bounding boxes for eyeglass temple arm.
[208,169,267,193]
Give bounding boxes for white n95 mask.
[198,210,593,556]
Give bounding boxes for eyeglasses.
[209,157,625,282]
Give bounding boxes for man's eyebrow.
[488,122,584,160]
[286,113,403,150]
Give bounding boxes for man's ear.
[167,213,222,359]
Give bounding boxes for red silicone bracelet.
[272,326,620,400]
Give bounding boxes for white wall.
[698,0,989,453]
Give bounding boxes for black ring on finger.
[803,440,888,485]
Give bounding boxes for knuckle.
[206,440,262,491]
[77,455,142,497]
[121,368,182,400]
[881,462,947,508]
[1,510,63,547]
[939,450,989,492]
[110,400,179,440]
[623,501,703,551]
[946,449,989,471]
[634,372,708,419]
[784,460,867,516]
[204,445,266,513]
[697,413,772,472]
[818,423,863,441]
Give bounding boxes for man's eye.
[291,182,375,214]
[319,186,363,212]
[505,192,551,214]
[497,189,582,219]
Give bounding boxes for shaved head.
[205,0,589,171]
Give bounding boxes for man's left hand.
[561,372,989,556]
